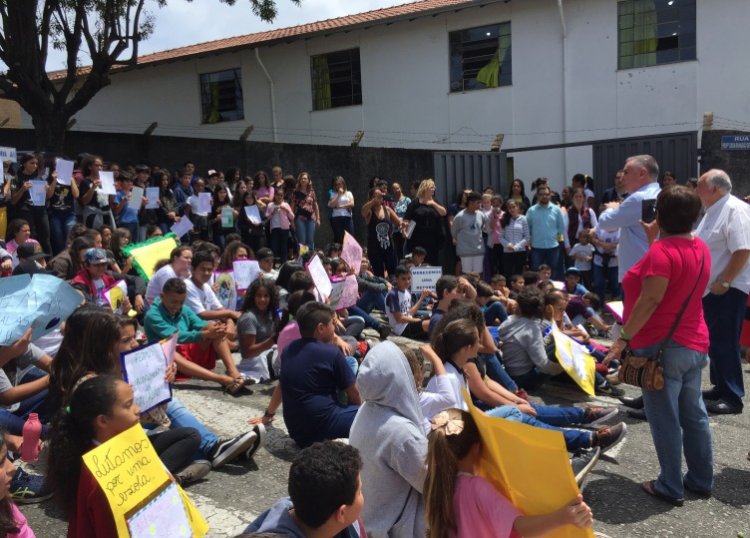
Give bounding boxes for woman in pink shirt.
[605,186,713,506]
[266,189,294,264]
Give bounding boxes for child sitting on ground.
[476,281,509,326]
[424,408,593,538]
[385,265,431,339]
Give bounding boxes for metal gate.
[593,131,698,191]
[433,151,507,205]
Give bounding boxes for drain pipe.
[255,48,278,143]
[557,0,568,179]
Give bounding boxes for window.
[199,69,244,124]
[618,0,696,69]
[310,48,362,111]
[449,22,512,92]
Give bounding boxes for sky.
[45,0,409,71]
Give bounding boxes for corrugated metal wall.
[433,151,507,205]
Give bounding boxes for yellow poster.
[464,391,593,538]
[122,233,180,281]
[551,325,597,396]
[82,423,208,537]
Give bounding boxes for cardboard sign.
[341,231,363,274]
[120,341,172,412]
[410,266,442,293]
[55,158,74,187]
[232,260,261,292]
[81,424,208,538]
[306,254,332,300]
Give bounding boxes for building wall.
[21,0,750,191]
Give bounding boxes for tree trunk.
[31,111,69,154]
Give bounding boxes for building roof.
[49,0,502,80]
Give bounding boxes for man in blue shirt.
[281,302,362,448]
[526,185,565,278]
[598,155,661,283]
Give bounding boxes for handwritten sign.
[233,260,260,292]
[29,180,47,206]
[306,254,332,300]
[197,192,212,215]
[127,482,192,538]
[213,270,237,309]
[55,158,74,187]
[81,424,208,538]
[329,275,359,310]
[0,274,83,346]
[244,205,262,225]
[0,147,16,161]
[121,341,171,412]
[341,231,363,274]
[145,187,160,209]
[98,170,116,195]
[410,266,442,293]
[103,280,128,314]
[170,216,193,240]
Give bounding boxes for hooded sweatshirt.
[246,497,365,538]
[349,341,427,538]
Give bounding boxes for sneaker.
[209,431,258,469]
[595,383,625,397]
[243,424,266,460]
[10,467,53,504]
[582,406,619,427]
[570,447,601,486]
[175,460,211,487]
[378,324,392,340]
[593,422,627,454]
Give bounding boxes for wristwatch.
[719,280,730,289]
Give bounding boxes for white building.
[37,0,750,191]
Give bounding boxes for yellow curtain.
[477,33,510,88]
[632,0,657,67]
[207,82,220,123]
[313,56,332,110]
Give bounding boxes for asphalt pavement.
[23,342,750,538]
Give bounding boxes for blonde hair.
[297,171,312,192]
[416,178,436,199]
[424,408,481,538]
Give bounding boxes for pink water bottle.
[21,413,42,462]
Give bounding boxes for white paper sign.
[307,254,333,300]
[221,206,234,228]
[97,171,116,195]
[232,260,261,291]
[126,482,191,538]
[404,220,417,239]
[130,186,144,210]
[605,301,624,324]
[244,205,262,225]
[197,192,212,215]
[410,266,443,293]
[120,341,171,412]
[145,187,160,209]
[55,158,74,187]
[29,180,47,206]
[0,147,17,161]
[170,216,193,239]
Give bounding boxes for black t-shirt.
[49,183,73,212]
[79,177,110,210]
[12,172,48,211]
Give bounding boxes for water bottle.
[21,413,42,463]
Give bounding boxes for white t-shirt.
[425,361,468,414]
[568,243,594,271]
[184,278,223,314]
[331,191,353,218]
[385,288,412,335]
[593,226,620,267]
[145,264,177,304]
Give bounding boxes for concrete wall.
[18,0,750,192]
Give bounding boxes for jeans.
[341,316,365,338]
[637,340,713,499]
[703,288,747,408]
[331,216,353,244]
[510,367,549,392]
[530,247,560,276]
[477,353,518,392]
[270,228,290,264]
[166,398,219,459]
[294,217,316,249]
[348,305,382,330]
[482,301,508,326]
[593,263,620,301]
[486,403,591,452]
[0,390,49,437]
[48,210,77,255]
[357,290,386,313]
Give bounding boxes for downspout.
[255,48,278,143]
[557,0,568,178]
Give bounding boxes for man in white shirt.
[184,250,240,343]
[695,169,750,414]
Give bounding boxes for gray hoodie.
[349,341,427,538]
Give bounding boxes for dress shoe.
[627,408,647,421]
[705,400,743,415]
[701,387,721,401]
[619,395,644,409]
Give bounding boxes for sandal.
[222,379,244,396]
[641,480,684,507]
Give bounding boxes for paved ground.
[23,339,750,538]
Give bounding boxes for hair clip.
[430,411,464,436]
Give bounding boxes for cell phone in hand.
[641,198,656,224]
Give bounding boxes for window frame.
[199,68,245,124]
[617,0,696,70]
[310,47,363,111]
[449,21,512,93]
